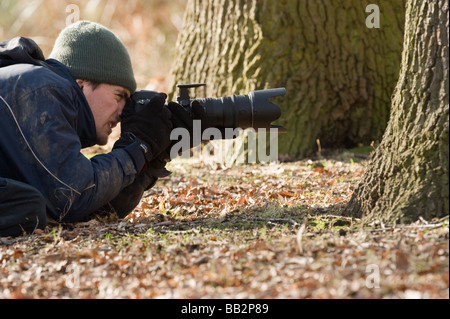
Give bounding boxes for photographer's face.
[77,80,130,145]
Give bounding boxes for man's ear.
[76,79,85,89]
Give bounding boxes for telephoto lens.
[131,84,287,135]
[176,84,286,131]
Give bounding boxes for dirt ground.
[1,156,448,299]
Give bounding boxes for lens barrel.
[195,88,286,130]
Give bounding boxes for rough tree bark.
[170,0,405,157]
[342,0,449,223]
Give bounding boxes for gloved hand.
[132,100,205,169]
[115,93,173,164]
[108,169,159,218]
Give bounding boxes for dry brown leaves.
[129,159,363,223]
[1,158,448,299]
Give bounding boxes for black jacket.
[0,37,147,221]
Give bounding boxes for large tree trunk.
[342,0,449,223]
[170,0,405,157]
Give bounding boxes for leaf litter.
[1,156,448,299]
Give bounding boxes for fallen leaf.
[279,190,297,198]
[395,249,409,272]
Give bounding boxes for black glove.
[115,93,173,164]
[108,170,158,218]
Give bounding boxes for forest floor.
[0,152,448,299]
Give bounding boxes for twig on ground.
[244,217,299,226]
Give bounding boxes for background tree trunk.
[170,0,406,157]
[342,0,449,223]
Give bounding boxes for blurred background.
[0,0,188,92]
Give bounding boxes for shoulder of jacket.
[16,64,74,94]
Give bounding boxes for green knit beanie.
[50,20,136,93]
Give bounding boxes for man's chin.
[96,136,109,146]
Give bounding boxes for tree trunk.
[342,0,449,223]
[170,0,405,157]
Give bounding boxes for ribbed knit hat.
[50,21,136,93]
